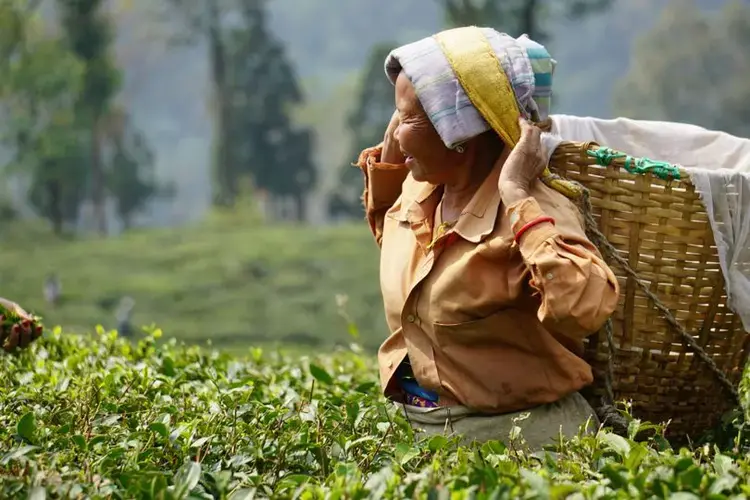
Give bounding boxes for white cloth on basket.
[545,114,750,333]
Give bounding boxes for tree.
[103,108,171,230]
[226,0,315,221]
[162,0,314,214]
[163,0,237,207]
[26,127,89,235]
[57,0,121,235]
[438,0,613,42]
[328,43,395,219]
[614,0,750,138]
[0,0,88,235]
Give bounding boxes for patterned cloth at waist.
[396,358,440,408]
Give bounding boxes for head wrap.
[384,26,581,200]
[384,28,556,150]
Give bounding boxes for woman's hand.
[498,117,547,206]
[0,297,41,351]
[381,109,406,165]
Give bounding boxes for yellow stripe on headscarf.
[433,27,582,200]
[434,28,522,149]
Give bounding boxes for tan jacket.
[357,143,620,414]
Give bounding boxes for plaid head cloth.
[384,28,556,150]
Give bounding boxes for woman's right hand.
[382,109,406,165]
[498,117,547,207]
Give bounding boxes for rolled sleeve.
[507,195,620,339]
[356,143,409,246]
[509,197,559,259]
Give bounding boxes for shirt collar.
[393,147,508,244]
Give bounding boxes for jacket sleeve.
[355,143,409,247]
[507,184,620,339]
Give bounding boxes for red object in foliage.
[0,302,45,350]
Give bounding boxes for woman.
[356,27,620,449]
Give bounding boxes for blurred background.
[0,0,747,352]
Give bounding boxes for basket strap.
[576,189,741,407]
[592,316,629,434]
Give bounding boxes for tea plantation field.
[0,213,386,351]
[2,327,750,499]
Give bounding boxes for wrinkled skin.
[392,72,478,185]
[497,117,549,206]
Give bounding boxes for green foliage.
[0,0,88,234]
[1,0,159,235]
[161,0,237,207]
[109,139,157,228]
[2,328,750,497]
[57,0,122,234]
[614,0,750,137]
[57,0,121,119]
[163,0,314,214]
[106,111,173,229]
[26,128,90,235]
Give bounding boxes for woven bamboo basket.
[546,137,750,440]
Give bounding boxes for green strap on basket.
[587,147,681,181]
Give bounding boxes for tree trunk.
[48,180,63,236]
[91,118,107,235]
[207,0,234,207]
[294,192,305,222]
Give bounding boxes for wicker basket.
[547,139,750,440]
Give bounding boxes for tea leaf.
[309,363,334,385]
[174,461,201,495]
[599,432,631,457]
[150,422,169,437]
[16,413,36,442]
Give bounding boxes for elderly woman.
[355,27,620,449]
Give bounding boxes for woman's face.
[394,72,465,183]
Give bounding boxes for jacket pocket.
[432,309,542,353]
[432,310,511,348]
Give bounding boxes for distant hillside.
[0,213,385,350]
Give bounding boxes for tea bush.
[2,327,750,499]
